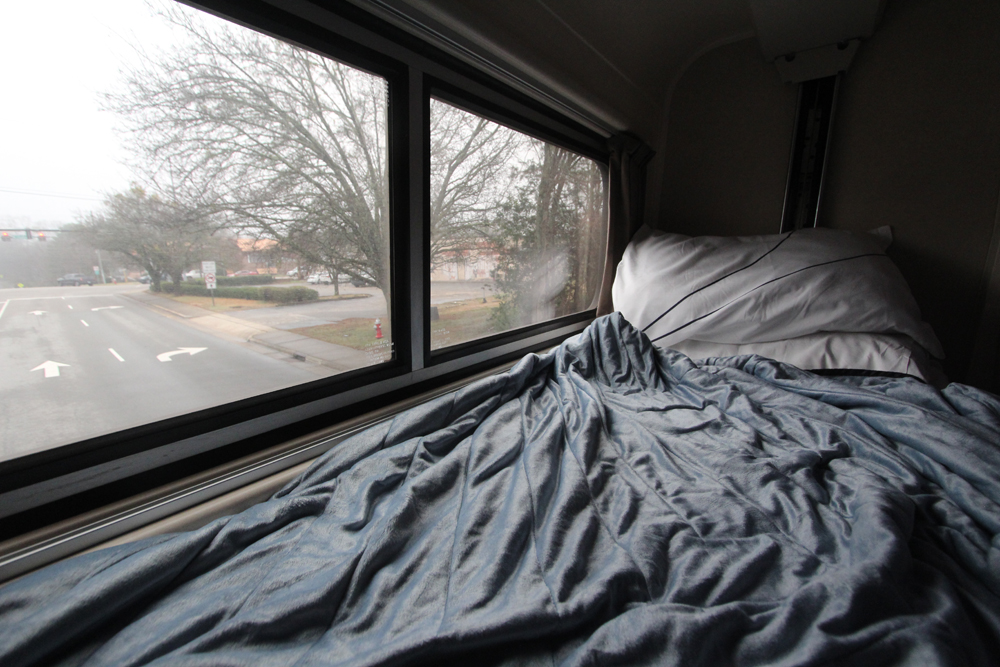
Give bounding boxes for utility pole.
[96,250,107,284]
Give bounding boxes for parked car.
[234,270,258,276]
[182,270,202,281]
[351,277,375,288]
[57,273,94,286]
[306,272,333,284]
[138,273,172,284]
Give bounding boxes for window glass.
[0,0,391,461]
[429,99,607,350]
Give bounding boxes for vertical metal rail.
[408,67,428,371]
[780,74,841,232]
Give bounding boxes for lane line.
[0,300,8,322]
[0,293,144,301]
[80,320,89,327]
[108,348,125,362]
[68,305,74,310]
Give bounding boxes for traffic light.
[38,232,47,242]
[1,232,10,242]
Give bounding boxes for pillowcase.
[612,225,944,358]
[668,332,947,386]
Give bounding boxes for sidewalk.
[123,290,370,372]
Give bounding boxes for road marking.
[0,300,8,322]
[29,310,46,315]
[109,348,125,362]
[67,305,73,310]
[1,293,140,301]
[81,320,89,327]
[157,347,207,362]
[91,306,124,311]
[31,360,69,378]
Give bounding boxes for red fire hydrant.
[374,318,383,339]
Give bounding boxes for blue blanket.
[2,313,999,666]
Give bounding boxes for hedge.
[216,274,274,286]
[156,283,318,303]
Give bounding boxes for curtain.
[595,133,654,316]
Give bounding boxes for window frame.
[423,83,610,365]
[0,0,611,554]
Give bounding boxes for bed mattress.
[1,314,998,666]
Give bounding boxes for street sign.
[202,261,216,274]
[93,266,100,275]
[205,272,217,290]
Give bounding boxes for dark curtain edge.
[596,133,655,317]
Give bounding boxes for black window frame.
[0,0,610,553]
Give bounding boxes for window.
[0,0,393,463]
[0,0,610,558]
[429,99,607,350]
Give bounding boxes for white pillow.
[612,225,944,358]
[668,332,947,386]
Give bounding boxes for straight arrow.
[157,347,207,362]
[31,360,69,378]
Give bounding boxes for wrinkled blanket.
[2,313,999,666]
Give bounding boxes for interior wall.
[652,0,1000,385]
[654,37,797,237]
[820,0,1000,382]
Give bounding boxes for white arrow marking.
[32,360,70,378]
[157,347,207,362]
[109,348,124,362]
[80,320,89,327]
[29,310,46,315]
[91,306,124,311]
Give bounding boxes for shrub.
[261,286,319,303]
[216,274,274,286]
[160,282,317,302]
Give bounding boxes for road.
[0,285,328,462]
[0,280,494,462]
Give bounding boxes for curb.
[248,334,325,367]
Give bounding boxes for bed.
[1,231,999,666]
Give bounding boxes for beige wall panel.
[656,38,796,236]
[820,0,1000,380]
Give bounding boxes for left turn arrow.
[31,361,70,378]
[157,347,207,362]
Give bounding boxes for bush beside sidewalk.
[154,282,319,303]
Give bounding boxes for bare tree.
[429,99,523,266]
[81,186,221,292]
[107,2,522,306]
[489,144,606,328]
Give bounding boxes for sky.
[0,0,191,227]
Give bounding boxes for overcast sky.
[0,0,192,227]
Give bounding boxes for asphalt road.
[0,286,326,462]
